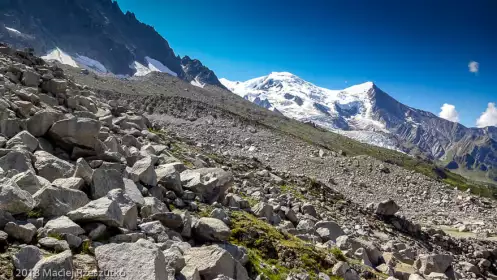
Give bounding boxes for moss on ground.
[230,211,339,279]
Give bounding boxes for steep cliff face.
[0,0,225,88]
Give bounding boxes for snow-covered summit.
[221,72,383,131]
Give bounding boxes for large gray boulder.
[314,221,345,242]
[6,131,39,152]
[150,212,183,230]
[95,240,168,280]
[41,78,67,94]
[123,178,145,206]
[180,168,233,203]
[52,177,85,190]
[140,197,169,218]
[0,209,15,229]
[130,156,157,187]
[38,237,71,252]
[27,110,63,137]
[375,199,400,216]
[4,222,37,243]
[156,164,183,195]
[106,189,138,230]
[34,151,75,182]
[33,186,89,217]
[26,250,73,280]
[73,157,93,185]
[251,202,273,221]
[12,170,43,194]
[183,245,249,280]
[163,247,186,273]
[44,216,85,236]
[0,150,34,174]
[13,245,43,272]
[0,179,35,214]
[21,69,40,87]
[193,217,230,242]
[48,117,101,150]
[67,196,123,227]
[415,254,454,275]
[91,168,124,199]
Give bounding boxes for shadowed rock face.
[181,56,227,90]
[0,0,223,89]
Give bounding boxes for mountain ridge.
[221,72,497,183]
[0,0,225,88]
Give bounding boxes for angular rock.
[0,179,35,214]
[33,186,89,217]
[123,178,145,206]
[67,197,123,227]
[42,78,67,94]
[181,168,233,203]
[4,222,37,243]
[44,216,85,236]
[156,164,183,194]
[314,221,345,242]
[183,245,249,280]
[150,212,183,230]
[140,197,169,218]
[251,202,273,221]
[106,189,138,230]
[301,203,317,218]
[91,168,124,199]
[48,117,101,150]
[12,170,43,194]
[38,237,71,252]
[180,266,201,280]
[26,250,73,280]
[0,210,15,229]
[95,240,168,280]
[163,247,186,273]
[27,110,63,137]
[52,177,85,190]
[13,245,43,271]
[130,156,157,187]
[73,157,93,185]
[415,254,454,275]
[21,69,40,87]
[34,151,75,182]
[193,217,230,242]
[375,199,400,216]
[6,131,38,152]
[0,150,34,174]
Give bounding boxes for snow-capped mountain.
[222,73,497,182]
[221,72,400,150]
[0,0,224,88]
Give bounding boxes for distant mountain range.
[0,0,225,89]
[221,73,497,183]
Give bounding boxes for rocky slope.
[221,73,497,183]
[0,0,224,87]
[0,44,495,280]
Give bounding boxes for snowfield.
[221,72,399,150]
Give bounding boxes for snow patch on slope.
[74,55,108,73]
[4,26,22,35]
[131,57,177,77]
[190,77,205,88]
[42,48,78,67]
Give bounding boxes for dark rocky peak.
[181,55,226,89]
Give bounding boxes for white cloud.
[439,103,460,122]
[468,61,479,74]
[476,103,497,128]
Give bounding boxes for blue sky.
[114,0,497,127]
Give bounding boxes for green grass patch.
[47,232,64,240]
[27,208,43,218]
[81,240,92,255]
[230,211,338,279]
[280,185,306,201]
